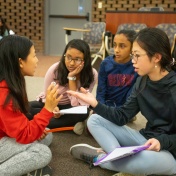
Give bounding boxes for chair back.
[156,23,176,47]
[83,22,106,44]
[117,23,147,33]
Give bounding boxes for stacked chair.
[156,23,176,63]
[82,22,106,65]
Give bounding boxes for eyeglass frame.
[130,53,147,62]
[64,54,84,64]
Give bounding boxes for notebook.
[93,145,149,166]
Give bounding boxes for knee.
[87,114,101,128]
[33,143,52,165]
[39,132,53,146]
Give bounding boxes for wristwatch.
[67,76,76,81]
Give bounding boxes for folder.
[94,145,149,166]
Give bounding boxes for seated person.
[96,30,138,122]
[0,35,61,176]
[68,28,176,176]
[27,39,98,135]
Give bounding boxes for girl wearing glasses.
[28,39,98,134]
[68,28,176,175]
[96,30,138,121]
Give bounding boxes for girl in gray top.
[68,28,176,175]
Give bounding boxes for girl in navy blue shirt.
[96,30,138,108]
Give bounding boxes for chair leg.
[91,55,102,66]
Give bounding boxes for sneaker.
[73,122,85,135]
[70,144,103,166]
[26,165,52,176]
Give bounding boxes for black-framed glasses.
[130,53,147,62]
[64,54,84,65]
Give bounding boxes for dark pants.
[27,101,90,129]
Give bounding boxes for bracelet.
[67,76,76,81]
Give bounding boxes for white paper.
[94,145,149,166]
[53,106,87,114]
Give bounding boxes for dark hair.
[0,35,33,113]
[116,29,137,46]
[0,17,9,36]
[54,39,94,88]
[116,29,136,48]
[134,27,176,71]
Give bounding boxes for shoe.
[73,122,85,135]
[26,165,52,176]
[70,144,103,166]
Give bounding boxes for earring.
[155,65,157,68]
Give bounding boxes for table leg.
[65,30,72,44]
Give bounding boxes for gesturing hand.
[67,87,98,108]
[144,138,161,152]
[44,82,63,112]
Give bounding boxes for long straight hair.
[54,39,94,88]
[0,35,33,113]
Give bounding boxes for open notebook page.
[53,105,87,114]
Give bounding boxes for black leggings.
[27,101,90,129]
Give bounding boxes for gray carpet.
[25,76,147,176]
